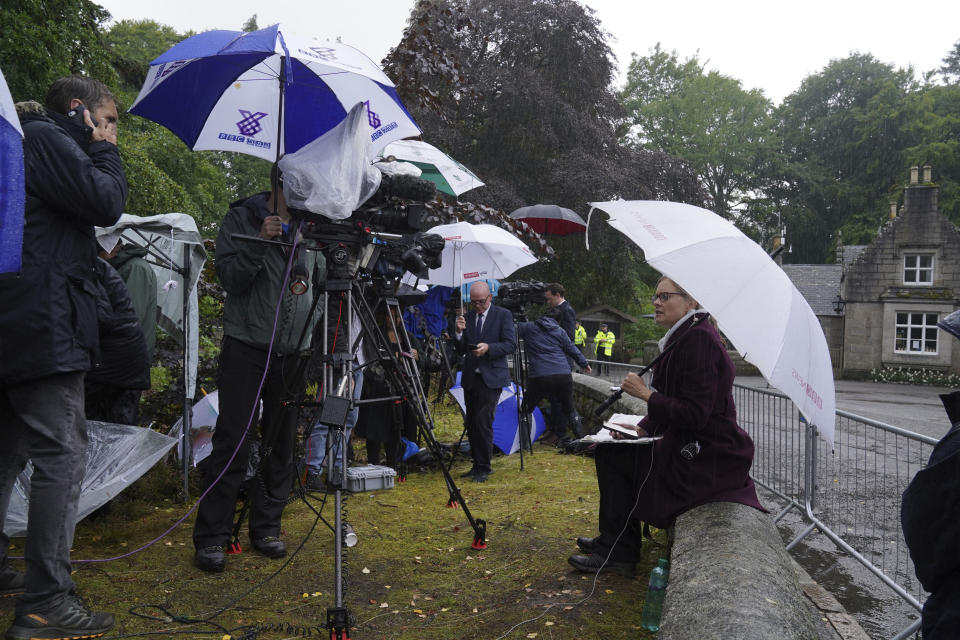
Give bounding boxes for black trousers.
[463,382,500,474]
[0,372,86,616]
[524,374,575,437]
[193,337,304,549]
[594,442,649,562]
[596,352,612,375]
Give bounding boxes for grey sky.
[97,0,959,104]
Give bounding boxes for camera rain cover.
[279,102,382,220]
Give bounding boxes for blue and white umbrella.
[129,24,420,162]
[0,67,24,274]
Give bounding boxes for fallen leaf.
[362,567,371,574]
[380,603,389,608]
[440,607,449,612]
[605,589,614,594]
[765,598,779,605]
[526,634,538,638]
[545,621,554,626]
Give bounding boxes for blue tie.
[475,313,483,336]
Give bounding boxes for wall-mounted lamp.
[832,294,846,314]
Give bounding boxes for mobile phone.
[67,104,99,128]
[465,344,479,351]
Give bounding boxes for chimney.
[923,165,932,183]
[835,229,844,264]
[889,201,898,220]
[910,166,919,185]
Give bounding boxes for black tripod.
[512,324,535,470]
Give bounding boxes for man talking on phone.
[0,75,125,640]
[454,282,516,482]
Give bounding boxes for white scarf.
[658,308,699,352]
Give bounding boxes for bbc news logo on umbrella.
[217,109,272,149]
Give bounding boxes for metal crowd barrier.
[733,383,938,640]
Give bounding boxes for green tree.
[775,53,917,262]
[0,0,117,101]
[939,39,960,84]
[385,0,706,312]
[104,18,182,88]
[621,46,778,225]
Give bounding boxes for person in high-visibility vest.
[574,320,587,357]
[594,323,615,375]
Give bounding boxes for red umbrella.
[509,204,587,235]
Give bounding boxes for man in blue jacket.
[454,282,516,482]
[0,76,125,640]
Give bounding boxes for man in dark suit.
[455,281,516,482]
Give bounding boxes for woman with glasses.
[569,276,764,577]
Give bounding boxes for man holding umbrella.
[454,282,516,482]
[0,75,124,640]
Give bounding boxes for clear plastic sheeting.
[3,421,177,537]
[95,213,207,397]
[279,101,381,220]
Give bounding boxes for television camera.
[291,173,445,285]
[497,280,546,319]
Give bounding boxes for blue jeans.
[305,368,363,480]
[0,372,87,617]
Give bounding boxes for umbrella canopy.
[4,421,177,536]
[129,24,420,161]
[510,204,587,236]
[449,373,546,455]
[0,67,24,274]
[591,200,836,446]
[405,222,537,288]
[379,140,484,197]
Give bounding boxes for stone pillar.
[910,166,919,184]
[923,165,932,183]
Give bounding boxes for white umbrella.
[590,200,836,446]
[406,222,537,293]
[379,140,485,197]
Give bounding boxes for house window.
[903,254,933,285]
[895,312,939,354]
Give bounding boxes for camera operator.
[542,283,585,443]
[454,282,516,482]
[517,308,591,444]
[0,76,124,639]
[192,167,325,572]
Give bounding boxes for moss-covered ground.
[0,398,664,640]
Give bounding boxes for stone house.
[783,167,960,378]
[840,167,960,377]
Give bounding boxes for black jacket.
[0,107,127,384]
[86,258,150,390]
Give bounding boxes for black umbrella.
[509,204,587,235]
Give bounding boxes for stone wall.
[659,502,826,640]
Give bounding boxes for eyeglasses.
[650,292,685,304]
[470,295,491,306]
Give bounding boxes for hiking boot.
[0,563,25,598]
[6,594,114,640]
[194,545,225,572]
[251,536,286,558]
[304,472,326,492]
